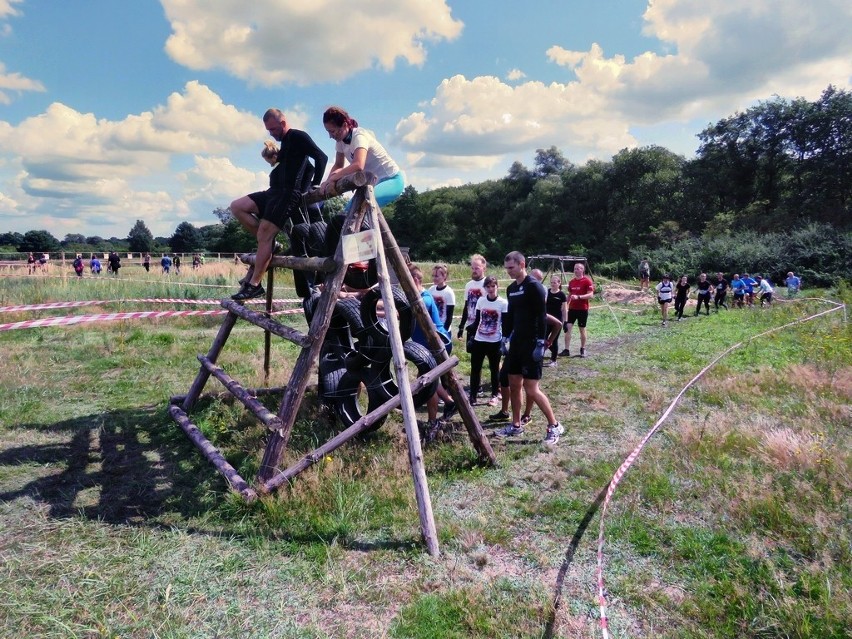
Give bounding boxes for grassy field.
[1,261,850,638]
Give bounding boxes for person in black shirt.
[694,273,711,316]
[494,251,564,446]
[674,275,690,321]
[230,108,327,300]
[713,272,729,311]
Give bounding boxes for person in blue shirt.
[785,272,801,297]
[409,264,455,442]
[741,273,757,307]
[730,274,746,308]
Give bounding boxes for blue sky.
[0,0,850,239]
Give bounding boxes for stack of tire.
[304,286,439,432]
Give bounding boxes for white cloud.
[161,0,463,86]
[506,69,526,82]
[394,0,852,170]
[0,82,267,236]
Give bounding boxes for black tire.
[359,285,412,345]
[331,370,388,431]
[307,221,327,256]
[362,341,438,408]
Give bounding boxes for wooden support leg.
[369,194,440,556]
[374,209,497,466]
[182,311,239,411]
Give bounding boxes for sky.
[0,0,850,240]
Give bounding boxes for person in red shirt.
[559,262,595,358]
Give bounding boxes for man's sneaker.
[487,395,500,407]
[272,240,284,255]
[489,409,510,421]
[544,422,565,446]
[494,423,524,438]
[231,282,265,301]
[544,359,557,367]
[442,401,457,421]
[559,348,570,357]
[579,348,586,358]
[520,414,533,427]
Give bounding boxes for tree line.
[2,86,849,284]
[385,85,850,285]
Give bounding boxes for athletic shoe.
[487,395,501,407]
[579,348,586,358]
[489,409,510,421]
[494,423,524,438]
[231,283,265,300]
[442,401,457,421]
[544,422,565,446]
[662,321,667,327]
[272,240,284,255]
[544,360,557,367]
[559,348,570,357]
[520,414,533,427]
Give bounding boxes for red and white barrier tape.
[595,300,845,638]
[0,298,301,313]
[0,307,305,331]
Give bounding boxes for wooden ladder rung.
[221,299,313,347]
[242,254,338,273]
[197,355,283,430]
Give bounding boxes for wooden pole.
[368,191,440,556]
[182,312,239,411]
[262,356,457,492]
[373,208,497,465]
[263,267,274,386]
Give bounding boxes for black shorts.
[505,340,542,380]
[567,309,589,328]
[248,188,301,229]
[658,298,671,305]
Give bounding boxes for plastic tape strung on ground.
[0,307,304,331]
[594,300,845,639]
[0,298,301,314]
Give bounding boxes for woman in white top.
[655,274,674,326]
[320,105,404,208]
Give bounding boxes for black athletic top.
[504,275,547,343]
[273,129,328,191]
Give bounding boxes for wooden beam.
[221,299,312,347]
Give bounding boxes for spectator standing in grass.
[674,275,690,321]
[560,262,594,358]
[90,254,101,275]
[161,254,172,274]
[638,258,651,293]
[107,251,121,277]
[785,272,801,297]
[174,254,182,275]
[427,263,455,334]
[457,254,488,345]
[143,253,151,272]
[694,273,711,315]
[494,251,564,446]
[467,275,508,407]
[73,254,84,278]
[544,274,567,366]
[408,264,456,442]
[656,273,674,326]
[27,252,35,274]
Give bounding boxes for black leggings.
[695,294,710,314]
[469,340,501,401]
[674,296,687,318]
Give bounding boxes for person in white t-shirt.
[427,263,456,334]
[655,274,674,326]
[457,254,487,343]
[467,276,508,406]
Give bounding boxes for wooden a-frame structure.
[168,172,495,555]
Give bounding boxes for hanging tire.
[307,221,327,256]
[361,341,438,408]
[359,285,412,346]
[331,370,388,431]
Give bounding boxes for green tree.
[127,220,155,253]
[18,230,60,253]
[169,222,202,253]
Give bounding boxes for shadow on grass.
[0,406,217,524]
[542,482,610,639]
